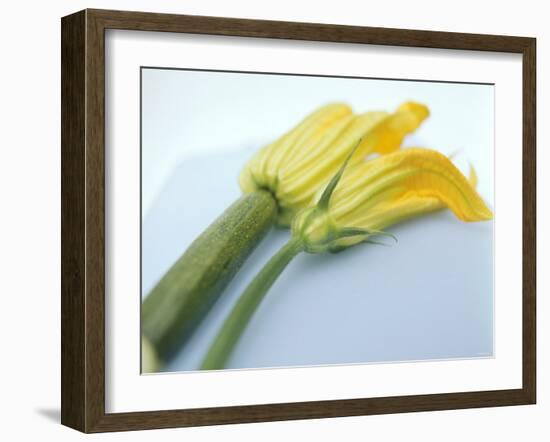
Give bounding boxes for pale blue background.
[141,68,494,372]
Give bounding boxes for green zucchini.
[142,189,277,367]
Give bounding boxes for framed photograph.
[61,9,536,433]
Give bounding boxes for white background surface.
[0,0,547,441]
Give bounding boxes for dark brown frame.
[61,8,536,433]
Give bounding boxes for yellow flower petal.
[343,194,445,233]
[468,163,478,188]
[331,148,493,229]
[276,112,388,207]
[240,101,430,225]
[354,101,430,156]
[239,103,352,192]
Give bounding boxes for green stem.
[200,235,305,370]
[142,190,277,366]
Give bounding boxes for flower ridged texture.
[240,101,430,225]
[292,147,493,253]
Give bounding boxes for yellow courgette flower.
[202,108,494,370]
[293,147,493,253]
[240,101,430,225]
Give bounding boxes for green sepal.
[318,138,362,210]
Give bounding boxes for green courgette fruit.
[142,189,277,366]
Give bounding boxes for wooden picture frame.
[61,8,536,433]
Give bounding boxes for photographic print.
[140,68,494,374]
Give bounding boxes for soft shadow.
[35,408,60,423]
